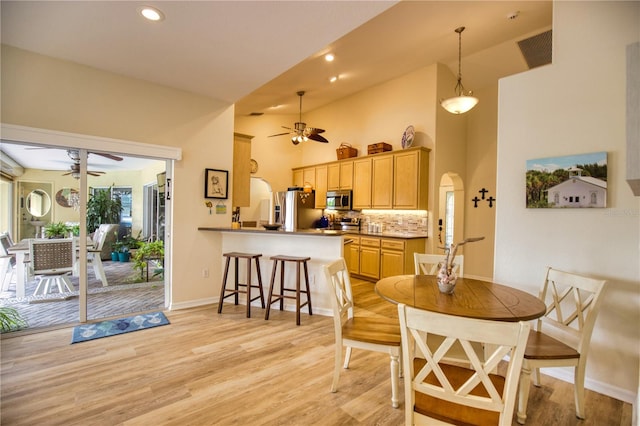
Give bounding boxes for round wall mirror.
[26,189,52,217]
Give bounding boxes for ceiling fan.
[62,162,106,178]
[63,149,121,178]
[268,91,328,145]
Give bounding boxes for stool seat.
[218,252,265,318]
[265,255,312,325]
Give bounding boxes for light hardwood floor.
[0,279,632,425]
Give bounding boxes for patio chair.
[0,232,16,292]
[398,303,530,426]
[30,238,76,296]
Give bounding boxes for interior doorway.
[438,172,465,250]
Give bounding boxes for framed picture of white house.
[526,152,607,208]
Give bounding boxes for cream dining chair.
[322,258,402,408]
[414,252,464,277]
[516,267,607,424]
[413,252,480,367]
[398,303,530,426]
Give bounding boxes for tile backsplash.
[359,211,428,234]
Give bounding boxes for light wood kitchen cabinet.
[372,154,394,209]
[232,132,253,208]
[380,239,406,278]
[292,169,303,187]
[393,148,429,210]
[350,236,427,281]
[352,158,372,210]
[315,165,327,208]
[344,235,360,275]
[328,161,353,190]
[292,166,316,188]
[359,237,381,279]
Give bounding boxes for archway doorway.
[438,172,464,250]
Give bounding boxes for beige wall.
[1,45,236,308]
[236,62,496,274]
[496,1,639,402]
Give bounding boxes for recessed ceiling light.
[139,6,165,22]
[325,53,335,62]
[329,75,338,83]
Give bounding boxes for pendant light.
[440,26,479,114]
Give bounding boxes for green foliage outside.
[86,187,122,233]
[132,240,164,280]
[43,221,70,238]
[0,307,28,333]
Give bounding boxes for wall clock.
[250,159,258,174]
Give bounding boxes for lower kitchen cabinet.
[347,235,427,281]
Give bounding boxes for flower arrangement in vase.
[437,237,484,294]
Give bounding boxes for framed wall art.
[526,151,607,208]
[205,168,228,199]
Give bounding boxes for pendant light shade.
[441,26,478,114]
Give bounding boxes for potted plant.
[132,240,164,280]
[0,307,28,333]
[43,221,70,239]
[86,186,122,234]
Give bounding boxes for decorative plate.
[250,159,258,174]
[401,125,415,149]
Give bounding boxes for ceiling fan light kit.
[268,91,329,145]
[440,26,479,115]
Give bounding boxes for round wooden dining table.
[375,274,546,322]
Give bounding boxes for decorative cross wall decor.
[472,188,496,208]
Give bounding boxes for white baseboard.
[539,367,637,405]
[169,297,333,318]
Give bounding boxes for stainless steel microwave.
[326,190,352,211]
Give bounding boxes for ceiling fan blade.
[306,127,325,134]
[88,171,104,176]
[61,171,72,176]
[92,152,123,161]
[268,132,293,137]
[308,133,329,143]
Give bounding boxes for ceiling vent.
[518,30,552,69]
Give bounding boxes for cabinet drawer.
[360,237,381,248]
[381,239,405,251]
[345,235,360,245]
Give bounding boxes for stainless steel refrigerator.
[273,190,320,231]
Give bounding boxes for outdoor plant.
[86,186,122,233]
[132,240,164,280]
[43,221,70,239]
[0,307,28,333]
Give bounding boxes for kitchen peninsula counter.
[198,227,428,239]
[198,226,346,316]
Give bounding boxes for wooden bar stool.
[265,255,312,325]
[218,252,265,318]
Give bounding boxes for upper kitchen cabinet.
[328,161,353,190]
[232,133,253,207]
[315,165,328,208]
[393,148,429,210]
[372,154,394,209]
[352,158,372,210]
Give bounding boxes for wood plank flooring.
[0,279,632,425]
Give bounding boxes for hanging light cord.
[454,26,466,97]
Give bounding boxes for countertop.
[198,227,428,239]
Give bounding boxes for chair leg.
[302,260,312,315]
[575,362,586,419]
[61,275,74,293]
[245,256,252,318]
[265,260,278,320]
[517,362,532,424]
[390,352,399,408]
[331,342,343,393]
[92,257,108,286]
[254,257,265,308]
[343,346,352,369]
